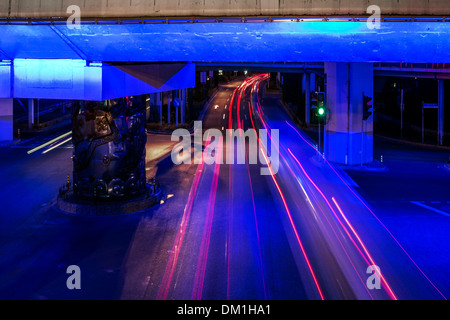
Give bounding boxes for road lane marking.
[223,114,226,120]
[410,201,450,217]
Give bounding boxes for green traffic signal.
[318,107,325,116]
[316,106,326,118]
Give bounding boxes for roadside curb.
[0,139,21,147]
[376,134,450,151]
[278,95,307,129]
[339,161,389,173]
[440,162,450,173]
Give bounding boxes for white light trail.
[42,137,72,154]
[27,131,72,155]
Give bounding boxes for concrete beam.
[196,62,324,74]
[2,0,450,18]
[12,59,195,100]
[374,70,450,79]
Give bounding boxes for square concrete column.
[180,88,186,124]
[0,98,13,141]
[28,99,35,129]
[145,94,150,122]
[324,63,373,165]
[175,90,179,127]
[310,73,316,92]
[439,80,445,145]
[303,73,311,125]
[167,92,171,124]
[157,92,163,125]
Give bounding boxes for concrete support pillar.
[304,73,311,125]
[188,87,194,121]
[180,89,186,124]
[28,98,35,129]
[145,94,150,122]
[439,79,445,145]
[310,73,316,92]
[0,98,13,141]
[269,72,278,89]
[175,90,179,127]
[36,99,40,125]
[324,62,374,165]
[158,92,163,125]
[167,91,171,124]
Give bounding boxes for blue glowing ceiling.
[0,25,80,59]
[0,22,449,63]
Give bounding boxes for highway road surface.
[0,76,446,300]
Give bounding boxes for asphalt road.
[149,77,309,300]
[0,76,448,300]
[345,137,450,299]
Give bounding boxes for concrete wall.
[0,63,12,98]
[1,0,449,18]
[0,99,13,141]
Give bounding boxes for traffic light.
[313,92,327,119]
[316,106,326,118]
[311,93,318,114]
[363,94,373,120]
[317,92,325,108]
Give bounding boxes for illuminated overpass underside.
[0,22,449,63]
